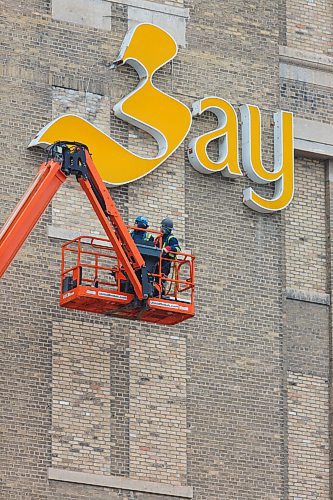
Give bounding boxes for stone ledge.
[294,118,333,159]
[294,139,333,160]
[279,46,333,88]
[48,226,92,241]
[122,0,188,46]
[48,468,193,498]
[294,118,333,145]
[52,0,189,46]
[285,288,330,306]
[52,0,112,30]
[280,62,333,88]
[53,0,190,23]
[109,0,189,18]
[279,46,333,72]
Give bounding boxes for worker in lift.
[160,217,181,295]
[127,215,156,296]
[131,216,154,244]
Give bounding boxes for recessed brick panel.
[52,320,111,474]
[287,371,330,499]
[284,157,327,293]
[129,331,187,485]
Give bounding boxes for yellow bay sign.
[29,23,294,214]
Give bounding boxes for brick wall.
[51,87,126,238]
[283,156,331,499]
[284,297,330,500]
[285,157,327,293]
[282,172,331,500]
[52,320,111,474]
[281,79,333,125]
[281,1,333,495]
[129,331,187,485]
[285,0,333,55]
[287,372,330,499]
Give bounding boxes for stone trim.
[279,46,333,88]
[48,226,85,241]
[52,0,112,30]
[294,139,333,160]
[279,46,333,72]
[109,0,189,18]
[48,468,193,498]
[329,160,333,183]
[280,63,333,88]
[285,288,330,306]
[52,0,189,42]
[294,118,333,145]
[294,118,333,159]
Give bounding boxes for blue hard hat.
[135,215,149,229]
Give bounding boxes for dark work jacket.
[131,230,154,245]
[162,233,181,258]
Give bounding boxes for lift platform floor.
[60,285,195,325]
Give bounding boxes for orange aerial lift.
[0,143,195,325]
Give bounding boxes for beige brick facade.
[129,331,187,485]
[287,372,330,499]
[52,320,111,474]
[1,0,333,499]
[51,87,110,238]
[286,0,333,55]
[285,157,327,293]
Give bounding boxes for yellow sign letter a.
[28,24,192,185]
[240,105,294,213]
[187,97,242,178]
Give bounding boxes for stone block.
[52,0,112,30]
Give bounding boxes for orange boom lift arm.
[0,142,195,325]
[0,142,147,299]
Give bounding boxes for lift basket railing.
[61,233,195,303]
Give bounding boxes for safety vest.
[131,230,153,244]
[162,234,181,258]
[142,232,153,241]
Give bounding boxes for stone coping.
[294,118,333,159]
[279,46,333,89]
[285,288,330,306]
[48,225,101,242]
[279,46,333,72]
[48,468,193,498]
[108,0,189,18]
